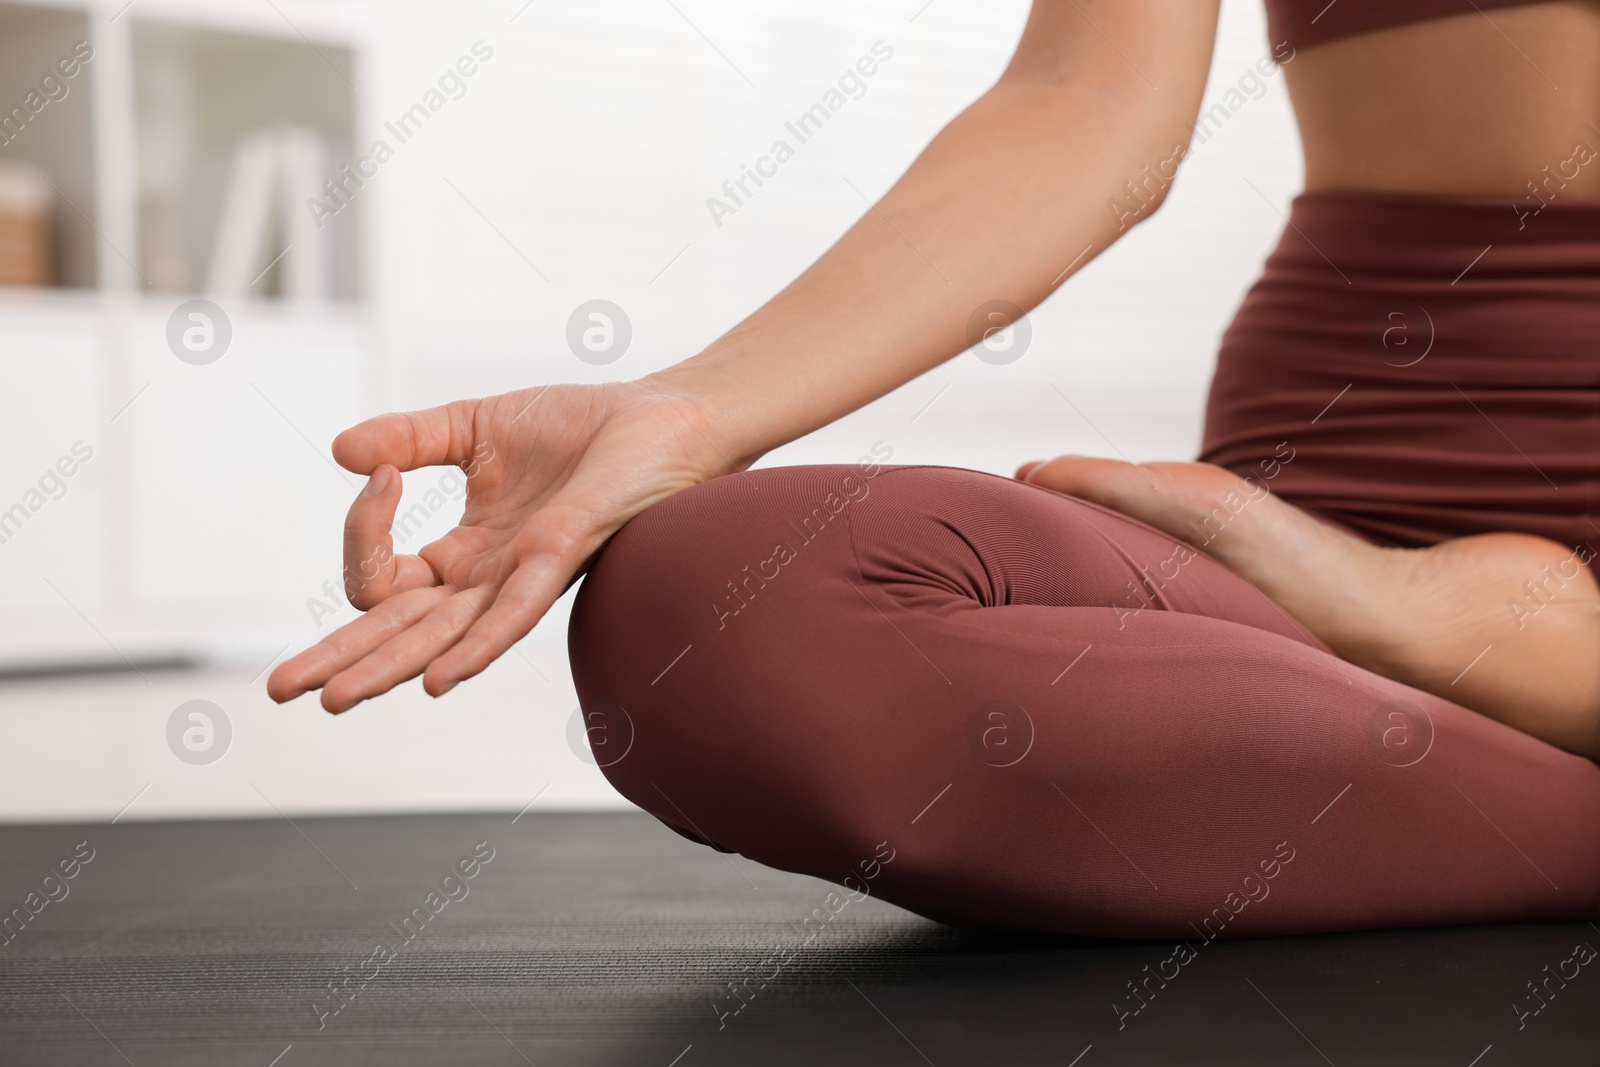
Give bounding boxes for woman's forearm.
[648,2,1219,466]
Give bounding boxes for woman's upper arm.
[1002,0,1222,126]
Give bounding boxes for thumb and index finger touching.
[336,400,483,610]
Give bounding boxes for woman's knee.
[570,462,887,659]
[567,463,906,867]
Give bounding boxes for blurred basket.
[0,161,53,287]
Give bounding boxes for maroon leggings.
[569,463,1600,938]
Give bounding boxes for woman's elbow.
[1104,136,1191,233]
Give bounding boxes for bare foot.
[1018,455,1600,759]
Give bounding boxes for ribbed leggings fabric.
[568,463,1600,937]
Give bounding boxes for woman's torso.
[1276,0,1600,198]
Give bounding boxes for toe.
[1019,454,1130,498]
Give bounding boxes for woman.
[269,1,1600,937]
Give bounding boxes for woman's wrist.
[639,352,776,473]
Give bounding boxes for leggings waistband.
[1279,188,1600,281]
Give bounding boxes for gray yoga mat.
[0,811,1594,1065]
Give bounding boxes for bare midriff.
[1285,0,1600,199]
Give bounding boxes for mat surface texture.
[0,812,1595,1065]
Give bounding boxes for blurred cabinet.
[0,299,107,663]
[0,0,375,669]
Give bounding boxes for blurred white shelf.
[0,0,377,668]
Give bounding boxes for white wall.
[0,0,1301,820]
[372,0,1300,432]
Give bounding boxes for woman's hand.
[267,380,738,712]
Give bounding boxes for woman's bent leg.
[568,465,1600,938]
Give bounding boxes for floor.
[0,812,1594,1066]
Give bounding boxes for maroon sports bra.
[1266,0,1550,49]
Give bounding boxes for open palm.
[267,381,732,712]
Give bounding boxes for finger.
[332,398,481,475]
[1014,460,1044,480]
[424,553,574,693]
[322,585,499,713]
[266,585,454,703]
[342,463,439,610]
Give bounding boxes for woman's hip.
[1202,188,1600,556]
